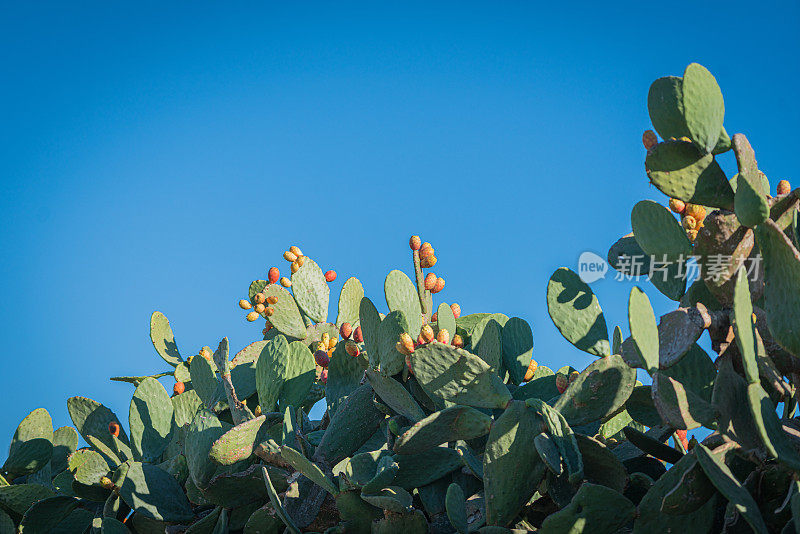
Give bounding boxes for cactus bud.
[556,374,569,394]
[682,215,698,231]
[436,328,450,344]
[450,303,461,319]
[291,261,300,274]
[108,422,120,437]
[398,332,415,355]
[319,368,328,384]
[254,303,266,314]
[684,204,706,222]
[354,326,363,343]
[777,179,791,196]
[345,340,360,357]
[523,359,538,382]
[268,267,280,284]
[340,322,353,340]
[668,198,686,214]
[420,255,437,269]
[325,270,337,282]
[431,277,445,294]
[280,277,291,288]
[246,311,259,322]
[173,382,185,396]
[267,295,278,305]
[409,235,421,251]
[254,293,266,305]
[238,299,252,310]
[642,129,658,150]
[100,476,115,490]
[419,243,434,259]
[568,370,580,384]
[424,273,437,290]
[283,251,298,262]
[254,405,262,417]
[420,324,435,344]
[452,334,464,348]
[314,349,330,367]
[289,245,302,257]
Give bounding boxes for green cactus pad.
[263,284,307,340]
[361,486,413,513]
[359,296,382,368]
[385,269,424,336]
[575,434,627,493]
[360,455,399,494]
[539,483,635,534]
[291,257,329,324]
[627,287,659,374]
[255,335,290,412]
[631,200,693,261]
[278,341,316,410]
[394,406,492,454]
[411,342,512,409]
[340,449,394,489]
[334,490,383,531]
[149,311,183,367]
[3,408,53,478]
[67,448,110,486]
[392,447,463,489]
[445,482,468,534]
[376,309,410,376]
[694,444,768,534]
[645,140,733,209]
[512,373,558,402]
[129,377,174,462]
[18,495,80,533]
[243,503,286,533]
[366,369,426,423]
[67,396,130,452]
[336,277,364,328]
[754,219,800,356]
[527,398,583,483]
[203,465,272,509]
[470,316,503,372]
[650,372,716,430]
[624,386,661,427]
[116,460,193,522]
[314,384,385,466]
[607,234,685,301]
[553,354,636,426]
[483,401,546,526]
[190,354,219,408]
[660,456,714,515]
[261,466,301,534]
[546,267,609,357]
[51,426,79,475]
[682,63,724,154]
[621,426,682,464]
[501,317,533,385]
[326,341,366,416]
[172,389,202,428]
[436,302,457,339]
[229,340,266,400]
[209,415,265,466]
[712,359,762,450]
[662,343,716,402]
[281,445,338,495]
[747,383,800,470]
[372,509,429,533]
[185,409,228,489]
[647,76,690,141]
[534,432,562,475]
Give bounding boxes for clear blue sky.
[1,2,798,440]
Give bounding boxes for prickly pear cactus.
[2,65,799,533]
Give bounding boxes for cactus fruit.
[409,235,421,250]
[556,373,569,394]
[291,261,300,274]
[99,476,115,490]
[431,277,445,294]
[268,266,280,283]
[173,381,185,395]
[319,368,328,384]
[254,405,262,417]
[668,198,686,214]
[419,242,434,258]
[424,273,437,290]
[353,325,363,343]
[523,359,538,381]
[436,328,450,344]
[777,179,791,195]
[254,303,266,314]
[451,333,464,348]
[345,339,360,357]
[239,299,252,310]
[420,255,437,268]
[340,322,353,340]
[296,255,306,267]
[289,245,302,257]
[280,277,291,288]
[314,349,330,367]
[431,312,438,322]
[682,215,698,231]
[568,370,579,384]
[264,306,275,317]
[420,324,435,344]
[254,293,266,305]
[684,203,706,222]
[267,295,278,305]
[246,311,259,322]
[397,332,415,355]
[108,421,120,437]
[450,303,461,319]
[642,129,658,150]
[325,270,337,282]
[283,250,298,262]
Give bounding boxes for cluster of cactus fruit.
[2,62,800,533]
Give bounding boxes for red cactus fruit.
[675,429,688,450]
[354,326,364,343]
[420,256,437,269]
[568,370,580,384]
[319,368,328,384]
[409,235,421,251]
[108,421,120,437]
[777,179,791,196]
[450,303,461,319]
[238,299,252,310]
[173,382,185,396]
[345,340,360,357]
[431,277,445,294]
[405,354,414,374]
[424,273,437,290]
[436,328,450,344]
[340,322,353,340]
[523,359,538,382]
[556,374,569,394]
[452,334,464,348]
[668,198,686,215]
[314,349,330,367]
[431,312,438,322]
[268,267,280,284]
[642,129,658,150]
[325,270,337,282]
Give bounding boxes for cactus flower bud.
[419,243,434,259]
[246,311,259,322]
[314,349,330,367]
[345,340,360,357]
[452,334,464,348]
[684,204,706,222]
[682,215,698,231]
[420,324,435,343]
[325,270,337,282]
[398,332,415,355]
[340,322,353,340]
[409,235,421,251]
[668,198,686,214]
[291,261,300,274]
[268,267,280,284]
[556,374,569,394]
[523,359,538,382]
[254,405,262,417]
[642,129,658,150]
[239,299,252,310]
[319,368,328,384]
[450,303,461,319]
[267,296,278,305]
[424,273,437,290]
[173,382,185,395]
[289,245,302,257]
[280,277,291,288]
[431,277,445,294]
[420,255,437,269]
[254,293,266,304]
[108,422,120,437]
[777,179,791,196]
[436,328,450,344]
[254,303,266,314]
[354,326,363,343]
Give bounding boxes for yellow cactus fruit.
[420,255,437,269]
[431,277,445,294]
[436,328,450,344]
[398,332,415,355]
[246,311,259,322]
[452,334,464,348]
[321,332,330,348]
[686,229,699,242]
[682,215,698,231]
[291,261,300,274]
[254,405,262,417]
[283,251,298,262]
[99,476,115,490]
[289,245,302,257]
[409,235,421,251]
[642,129,658,150]
[424,273,437,290]
[239,299,252,310]
[678,136,692,142]
[420,324,435,344]
[668,198,686,215]
[280,277,292,288]
[523,359,538,382]
[296,255,306,267]
[684,204,706,222]
[254,293,266,305]
[777,179,791,196]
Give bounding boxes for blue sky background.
[1,2,798,441]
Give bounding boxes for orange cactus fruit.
[267,296,278,305]
[419,243,434,259]
[340,322,353,340]
[399,332,415,355]
[420,255,437,269]
[668,198,686,214]
[325,270,337,282]
[289,245,303,257]
[345,340,360,357]
[777,179,791,196]
[450,303,461,319]
[314,350,330,367]
[684,204,706,221]
[254,293,266,305]
[173,382,185,395]
[296,255,306,267]
[254,405,262,417]
[246,311,259,322]
[264,306,275,317]
[642,129,658,150]
[523,359,538,382]
[108,421,121,437]
[686,229,699,242]
[268,267,280,284]
[431,312,438,322]
[675,429,689,450]
[239,299,252,310]
[682,215,698,231]
[431,277,445,294]
[354,326,364,343]
[283,250,298,262]
[280,277,292,288]
[436,328,450,344]
[424,273,437,290]
[254,303,266,314]
[452,334,464,348]
[291,261,300,274]
[420,324,435,344]
[409,235,422,251]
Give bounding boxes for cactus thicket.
[2,63,800,532]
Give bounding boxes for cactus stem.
[412,248,432,319]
